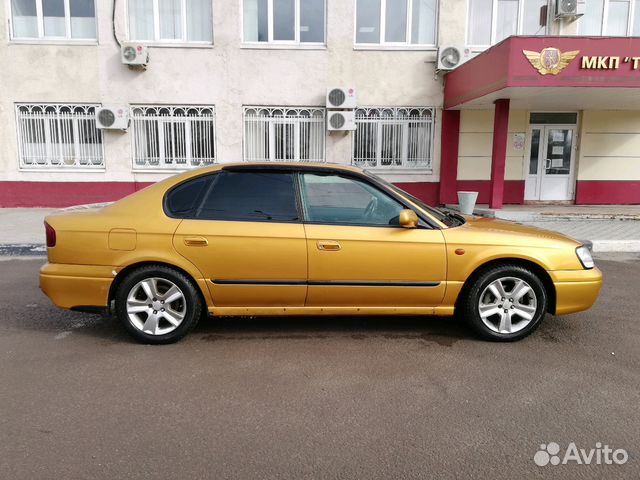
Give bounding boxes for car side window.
[299,173,405,226]
[165,176,210,218]
[196,171,300,222]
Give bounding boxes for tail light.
[44,221,56,247]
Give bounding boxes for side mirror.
[399,209,419,228]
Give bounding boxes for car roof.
[216,162,365,173]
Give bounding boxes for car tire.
[460,264,548,342]
[114,265,202,344]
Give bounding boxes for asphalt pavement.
[1,255,639,479]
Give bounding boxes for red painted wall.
[0,182,153,208]
[575,181,640,204]
[0,181,445,208]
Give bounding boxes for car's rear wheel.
[461,264,547,341]
[115,265,202,344]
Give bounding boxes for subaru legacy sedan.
[40,163,602,344]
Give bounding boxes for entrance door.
[524,125,577,201]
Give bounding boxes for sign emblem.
[523,48,580,75]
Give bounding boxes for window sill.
[358,168,434,175]
[240,43,327,50]
[136,42,214,49]
[132,167,213,173]
[19,167,106,173]
[9,39,98,46]
[353,44,437,52]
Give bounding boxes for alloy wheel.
[477,276,538,334]
[126,277,187,335]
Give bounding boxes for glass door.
[525,125,577,201]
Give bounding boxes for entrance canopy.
[444,36,640,110]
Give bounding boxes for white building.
[1,0,639,207]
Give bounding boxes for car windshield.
[364,171,464,228]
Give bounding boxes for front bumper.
[40,263,114,310]
[549,267,603,315]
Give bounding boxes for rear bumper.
[39,263,114,310]
[549,267,603,315]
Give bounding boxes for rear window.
[165,176,210,218]
[196,171,299,222]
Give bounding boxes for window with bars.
[127,0,213,43]
[243,107,325,162]
[131,105,216,169]
[9,0,97,41]
[352,107,433,170]
[16,104,104,169]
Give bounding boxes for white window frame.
[466,0,548,50]
[131,105,217,171]
[243,106,326,162]
[241,0,327,47]
[353,0,438,50]
[125,0,214,45]
[7,0,98,43]
[352,107,434,172]
[15,103,105,171]
[578,0,639,35]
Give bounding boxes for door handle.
[545,158,551,170]
[184,236,209,247]
[317,240,341,251]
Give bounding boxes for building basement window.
[9,0,97,41]
[128,0,213,44]
[353,107,434,170]
[16,104,104,169]
[355,0,437,47]
[243,0,326,44]
[467,0,547,48]
[243,107,325,162]
[131,105,217,170]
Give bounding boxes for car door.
[172,169,307,307]
[299,172,447,307]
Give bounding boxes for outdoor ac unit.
[121,43,149,67]
[326,87,357,109]
[95,106,130,130]
[437,46,471,71]
[327,110,356,132]
[555,0,584,18]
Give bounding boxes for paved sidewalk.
[1,206,639,255]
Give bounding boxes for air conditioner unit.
[121,43,149,67]
[326,87,357,109]
[437,46,472,71]
[327,110,356,132]
[95,106,130,130]
[556,0,584,18]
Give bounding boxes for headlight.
[576,245,594,269]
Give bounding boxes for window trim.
[130,104,217,172]
[15,103,106,171]
[8,0,99,42]
[125,0,214,45]
[577,0,639,36]
[351,106,435,173]
[241,0,327,46]
[353,0,439,49]
[465,0,548,50]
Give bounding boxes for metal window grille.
[16,104,104,169]
[243,107,326,162]
[131,105,216,169]
[353,107,434,170]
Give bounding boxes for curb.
[591,240,640,252]
[0,244,46,257]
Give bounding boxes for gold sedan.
[40,163,602,344]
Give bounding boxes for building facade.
[1,0,639,207]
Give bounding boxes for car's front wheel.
[115,265,202,344]
[461,264,548,341]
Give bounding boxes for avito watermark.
[534,442,629,466]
